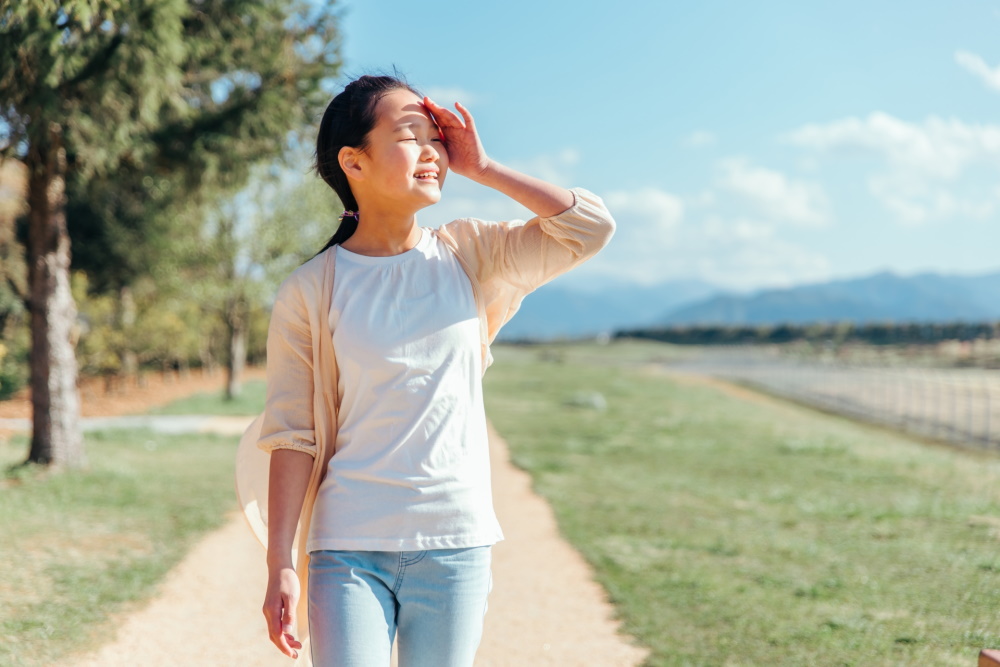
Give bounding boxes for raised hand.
[423,97,491,180]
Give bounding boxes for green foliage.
[0,1,189,174]
[485,342,1000,666]
[0,323,29,400]
[0,1,344,389]
[0,160,28,398]
[72,271,226,376]
[72,272,122,377]
[161,160,339,373]
[59,0,342,294]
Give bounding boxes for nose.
[420,142,440,162]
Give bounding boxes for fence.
[667,346,1000,449]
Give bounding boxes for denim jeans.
[307,547,493,667]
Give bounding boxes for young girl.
[251,74,615,665]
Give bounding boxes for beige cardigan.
[234,187,615,638]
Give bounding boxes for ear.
[339,146,364,181]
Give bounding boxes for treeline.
[616,321,1000,346]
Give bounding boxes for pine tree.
[0,1,341,466]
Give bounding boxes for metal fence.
[667,347,1000,448]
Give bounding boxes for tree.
[0,1,190,467]
[65,0,340,385]
[0,1,341,466]
[179,156,338,399]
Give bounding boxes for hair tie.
[339,210,359,222]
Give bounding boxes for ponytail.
[316,212,359,255]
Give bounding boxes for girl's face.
[353,89,449,210]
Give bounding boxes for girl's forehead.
[377,90,433,127]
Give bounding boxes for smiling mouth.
[414,172,438,181]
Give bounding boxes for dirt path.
[52,385,647,665]
[477,422,647,666]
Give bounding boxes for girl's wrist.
[467,158,501,186]
[267,560,295,574]
[266,549,295,571]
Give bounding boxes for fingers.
[263,596,300,659]
[423,97,465,129]
[281,603,297,642]
[454,101,476,129]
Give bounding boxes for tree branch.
[58,32,125,96]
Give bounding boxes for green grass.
[144,379,266,416]
[484,342,1000,666]
[0,429,239,666]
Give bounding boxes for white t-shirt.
[306,227,505,552]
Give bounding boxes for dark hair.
[313,74,421,254]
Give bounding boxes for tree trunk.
[24,122,85,468]
[225,305,247,400]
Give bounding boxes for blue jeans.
[307,547,493,667]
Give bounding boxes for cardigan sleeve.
[256,273,318,458]
[487,187,615,292]
[436,187,615,351]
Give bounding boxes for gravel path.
[63,418,648,667]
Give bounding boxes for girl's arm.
[256,274,320,660]
[427,97,615,299]
[424,98,574,218]
[262,449,312,660]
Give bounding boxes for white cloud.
[955,50,1000,92]
[785,112,1000,178]
[566,188,684,285]
[508,148,580,187]
[868,173,995,225]
[785,112,1000,224]
[717,157,830,227]
[685,217,832,289]
[689,190,716,208]
[683,130,717,148]
[604,188,684,236]
[702,218,775,242]
[568,187,831,290]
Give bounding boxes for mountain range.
[498,278,717,340]
[500,270,1000,340]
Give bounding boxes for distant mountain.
[660,271,1000,326]
[499,279,719,340]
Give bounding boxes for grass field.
[484,341,1000,666]
[0,429,239,666]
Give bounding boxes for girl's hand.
[263,566,303,659]
[423,97,492,181]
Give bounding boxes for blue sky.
[331,1,1000,291]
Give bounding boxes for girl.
[251,74,615,666]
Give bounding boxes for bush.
[0,326,29,400]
